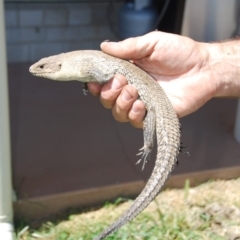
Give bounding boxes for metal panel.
[182,0,240,144]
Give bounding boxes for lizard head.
[29,53,79,81]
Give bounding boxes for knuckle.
[100,97,114,109]
[130,121,143,129]
[112,108,128,123]
[128,100,146,127]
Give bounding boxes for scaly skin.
[29,50,181,240]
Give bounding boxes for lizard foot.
[136,145,152,170]
[176,143,189,166]
[179,143,189,156]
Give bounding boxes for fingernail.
[101,41,117,46]
[132,104,139,113]
[122,89,132,101]
[111,78,121,90]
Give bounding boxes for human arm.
[88,31,240,127]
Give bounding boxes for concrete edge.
[14,180,145,220]
[14,166,240,220]
[166,165,240,188]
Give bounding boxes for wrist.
[205,40,240,98]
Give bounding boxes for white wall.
[182,0,239,41]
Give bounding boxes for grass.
[16,178,240,240]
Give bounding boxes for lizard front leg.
[82,66,116,84]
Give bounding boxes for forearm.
[205,39,240,98]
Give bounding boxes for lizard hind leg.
[136,109,156,170]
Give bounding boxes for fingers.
[128,100,145,128]
[88,75,146,128]
[100,74,128,109]
[112,86,145,128]
[100,75,145,127]
[112,85,138,122]
[87,82,102,96]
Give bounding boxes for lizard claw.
[179,143,190,156]
[82,83,88,96]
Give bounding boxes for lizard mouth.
[29,62,62,76]
[29,66,39,76]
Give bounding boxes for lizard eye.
[39,65,44,69]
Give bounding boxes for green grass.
[16,179,240,240]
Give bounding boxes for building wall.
[4,2,119,63]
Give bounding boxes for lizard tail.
[93,142,179,240]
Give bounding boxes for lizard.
[29,50,181,240]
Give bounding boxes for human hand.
[88,31,222,127]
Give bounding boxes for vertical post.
[0,0,15,239]
[234,100,240,144]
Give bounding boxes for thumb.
[100,32,159,60]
